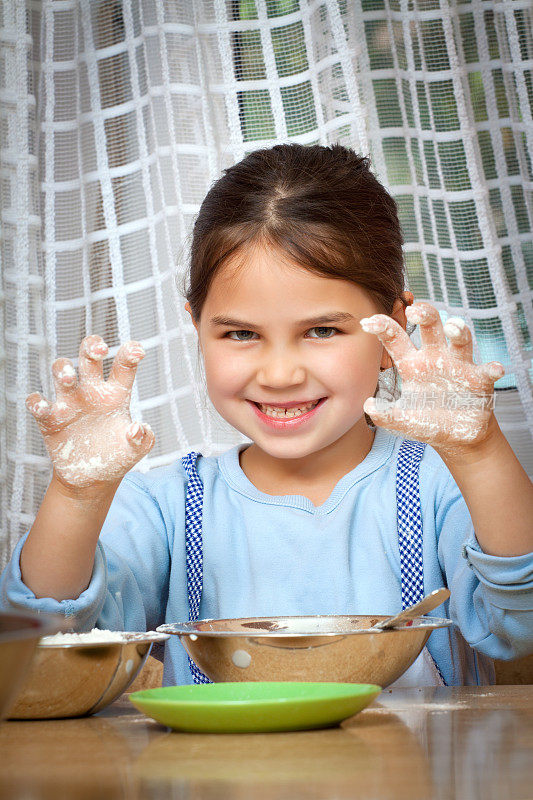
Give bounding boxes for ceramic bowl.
[8,631,169,719]
[158,614,453,688]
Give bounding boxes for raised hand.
[26,335,155,489]
[360,302,505,450]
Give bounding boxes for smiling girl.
[2,144,532,687]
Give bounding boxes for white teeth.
[258,400,320,419]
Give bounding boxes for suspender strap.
[396,438,447,685]
[181,451,211,684]
[396,439,427,609]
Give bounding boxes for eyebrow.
[209,312,356,329]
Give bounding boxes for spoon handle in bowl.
[373,587,450,630]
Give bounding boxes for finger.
[362,396,409,434]
[25,392,76,433]
[443,317,474,363]
[108,341,145,392]
[26,392,53,423]
[52,358,80,403]
[360,314,417,365]
[405,302,447,349]
[477,361,505,384]
[126,421,155,453]
[363,398,486,444]
[78,335,108,383]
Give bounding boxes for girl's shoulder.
[382,430,462,505]
[121,449,223,501]
[416,440,464,507]
[123,459,186,492]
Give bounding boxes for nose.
[256,347,306,389]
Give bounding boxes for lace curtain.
[1,0,532,566]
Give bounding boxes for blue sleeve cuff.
[0,532,108,630]
[462,533,533,610]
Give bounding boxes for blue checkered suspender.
[182,439,445,685]
[396,439,446,684]
[181,451,211,684]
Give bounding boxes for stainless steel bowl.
[0,609,66,721]
[158,614,453,688]
[8,631,169,719]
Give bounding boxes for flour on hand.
[360,302,503,451]
[26,335,155,489]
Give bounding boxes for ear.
[184,302,199,333]
[380,291,414,371]
[185,302,204,356]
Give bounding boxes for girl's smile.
[248,396,328,428]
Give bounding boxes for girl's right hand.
[26,335,155,491]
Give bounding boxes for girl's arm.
[1,471,175,635]
[434,474,532,662]
[20,475,120,600]
[361,302,533,558]
[435,413,533,557]
[19,334,154,601]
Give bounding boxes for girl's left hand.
[360,302,505,452]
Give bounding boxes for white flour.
[40,627,162,645]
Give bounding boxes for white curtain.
[1,0,532,567]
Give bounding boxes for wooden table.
[1,686,532,799]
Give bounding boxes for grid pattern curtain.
[1,0,532,566]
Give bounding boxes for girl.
[2,144,532,688]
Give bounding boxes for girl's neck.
[238,421,376,506]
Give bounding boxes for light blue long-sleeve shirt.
[2,427,532,687]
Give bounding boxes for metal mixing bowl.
[8,631,169,719]
[0,609,66,721]
[158,614,453,688]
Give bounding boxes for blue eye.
[307,327,338,339]
[225,327,339,341]
[226,330,257,341]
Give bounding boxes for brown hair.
[182,143,411,425]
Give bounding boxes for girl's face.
[186,243,402,461]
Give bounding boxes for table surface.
[1,685,532,800]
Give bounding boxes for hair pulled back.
[183,143,410,424]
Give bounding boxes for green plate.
[129,682,381,733]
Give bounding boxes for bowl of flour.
[8,628,169,719]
